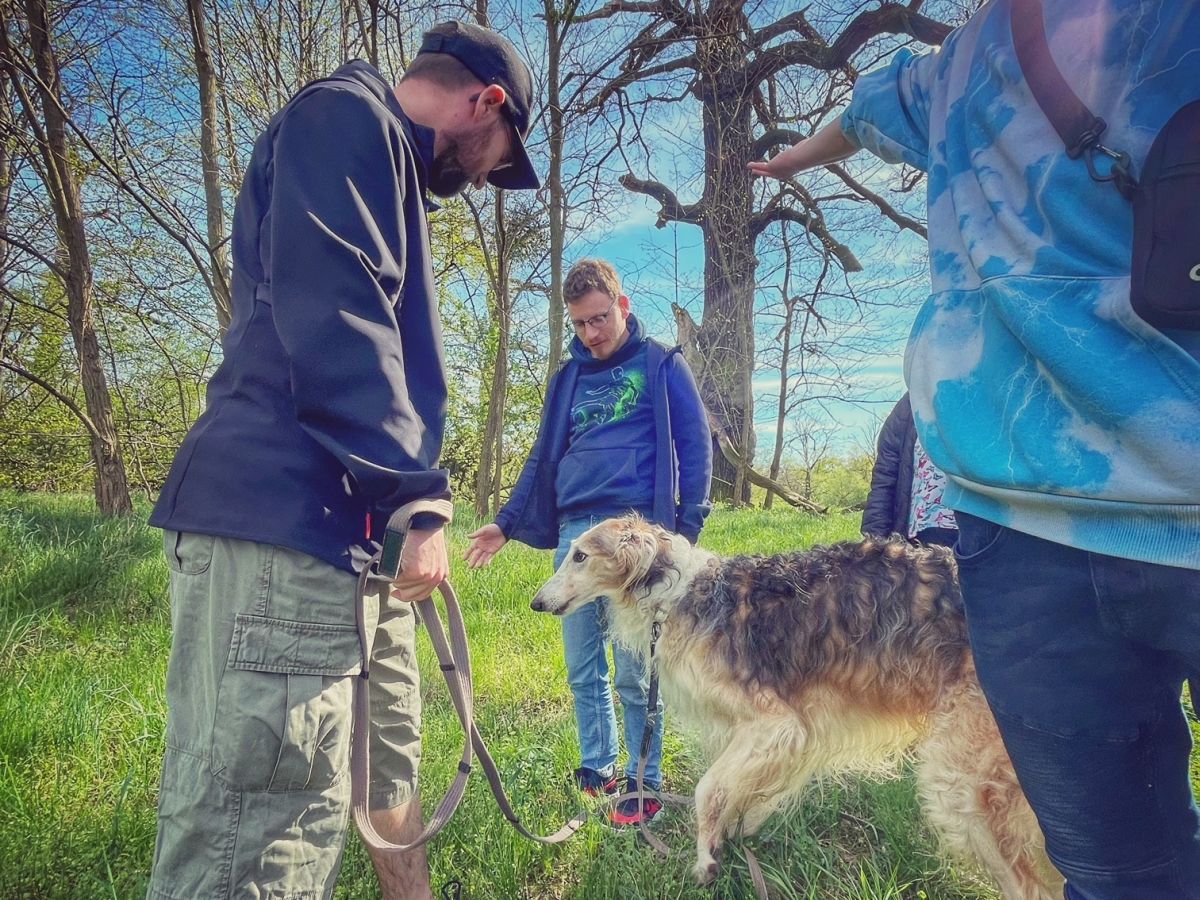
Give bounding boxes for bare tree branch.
[826,163,927,238]
[575,0,698,29]
[743,3,951,85]
[618,173,705,227]
[750,184,863,272]
[711,415,827,514]
[0,356,102,442]
[754,128,928,238]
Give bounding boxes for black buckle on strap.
[1065,118,1108,159]
[1084,143,1137,200]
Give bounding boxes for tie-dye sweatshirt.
[840,0,1200,569]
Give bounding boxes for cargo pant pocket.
[210,613,363,792]
[163,530,216,576]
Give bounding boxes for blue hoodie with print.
[840,0,1200,569]
[495,315,712,547]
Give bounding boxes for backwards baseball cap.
[417,21,540,191]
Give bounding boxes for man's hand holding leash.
[392,527,450,601]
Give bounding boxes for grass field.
[0,491,1195,899]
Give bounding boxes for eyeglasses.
[570,298,617,332]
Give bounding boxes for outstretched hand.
[465,522,507,569]
[748,121,857,183]
[747,155,803,182]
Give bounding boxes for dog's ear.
[609,516,656,591]
[614,516,677,594]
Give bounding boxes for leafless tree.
[762,222,833,508]
[0,0,133,514]
[186,0,231,332]
[580,0,954,502]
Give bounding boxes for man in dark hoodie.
[465,258,712,825]
[147,22,540,900]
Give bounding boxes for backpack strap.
[1010,0,1137,198]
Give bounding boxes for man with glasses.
[148,21,539,900]
[466,258,712,825]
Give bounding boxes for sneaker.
[572,765,619,797]
[609,778,663,826]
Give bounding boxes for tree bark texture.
[186,0,232,334]
[10,0,133,515]
[544,0,567,383]
[696,25,757,502]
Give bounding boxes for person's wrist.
[409,511,447,531]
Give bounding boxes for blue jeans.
[954,512,1200,900]
[555,517,663,787]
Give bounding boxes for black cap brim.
[487,123,540,190]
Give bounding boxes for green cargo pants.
[147,531,422,899]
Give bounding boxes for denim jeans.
[555,516,664,787]
[954,512,1200,900]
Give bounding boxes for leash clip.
[1084,142,1137,200]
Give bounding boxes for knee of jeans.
[1053,851,1198,899]
[612,649,653,699]
[993,708,1200,896]
[566,663,612,699]
[612,666,653,708]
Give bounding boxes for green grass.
[0,492,1195,899]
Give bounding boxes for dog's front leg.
[692,717,803,885]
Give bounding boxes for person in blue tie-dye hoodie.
[752,3,1200,898]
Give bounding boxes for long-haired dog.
[531,516,1062,899]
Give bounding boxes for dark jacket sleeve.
[268,88,450,518]
[494,370,558,540]
[666,354,712,543]
[862,394,911,537]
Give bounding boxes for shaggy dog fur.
[531,515,1062,899]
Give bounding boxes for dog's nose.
[530,595,545,612]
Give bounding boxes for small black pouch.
[1130,100,1200,331]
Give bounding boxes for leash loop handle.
[351,577,474,853]
[375,498,454,581]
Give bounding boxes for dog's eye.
[572,549,587,564]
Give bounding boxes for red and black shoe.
[609,778,663,827]
[572,765,619,797]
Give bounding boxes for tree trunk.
[473,194,510,519]
[186,0,232,334]
[694,43,756,504]
[766,226,803,510]
[0,67,12,410]
[469,0,511,520]
[544,0,566,383]
[764,299,794,510]
[0,68,11,281]
[13,0,132,515]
